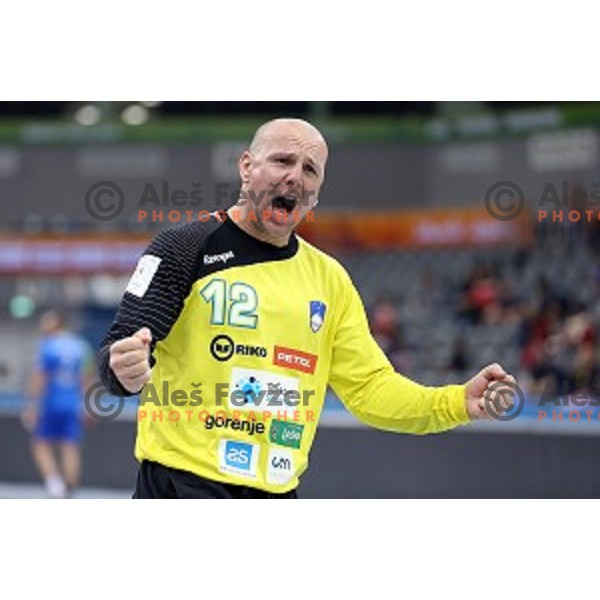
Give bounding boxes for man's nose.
[283,162,303,186]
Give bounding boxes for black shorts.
[133,460,298,499]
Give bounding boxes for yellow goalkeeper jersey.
[99,217,469,493]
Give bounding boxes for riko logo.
[210,335,267,362]
[211,335,235,361]
[269,420,304,449]
[267,448,295,486]
[273,345,318,374]
[219,439,259,479]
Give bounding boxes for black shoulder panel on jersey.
[196,218,299,278]
[97,219,222,396]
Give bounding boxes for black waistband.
[134,460,298,499]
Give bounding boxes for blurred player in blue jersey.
[22,310,94,498]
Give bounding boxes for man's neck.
[226,207,291,248]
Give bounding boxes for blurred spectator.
[562,307,598,392]
[520,298,564,393]
[458,265,503,325]
[520,295,599,398]
[21,310,95,498]
[370,295,413,373]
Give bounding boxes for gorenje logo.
[204,250,234,265]
[205,415,265,436]
[210,335,267,362]
[267,448,294,486]
[219,439,259,479]
[269,420,304,449]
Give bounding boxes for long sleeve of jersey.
[98,222,215,396]
[328,270,470,434]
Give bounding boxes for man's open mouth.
[271,195,298,213]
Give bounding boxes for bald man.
[99,118,515,499]
[232,118,327,246]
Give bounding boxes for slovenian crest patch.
[309,301,327,333]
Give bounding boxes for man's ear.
[239,151,252,184]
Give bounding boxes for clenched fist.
[465,363,517,420]
[109,327,153,393]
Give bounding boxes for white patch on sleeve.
[125,255,162,298]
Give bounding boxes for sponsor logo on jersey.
[210,335,267,362]
[267,448,295,485]
[219,439,259,479]
[203,250,235,266]
[309,301,326,333]
[269,420,304,449]
[273,345,318,374]
[126,254,162,298]
[205,414,265,436]
[229,367,300,416]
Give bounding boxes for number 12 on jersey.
[200,279,258,329]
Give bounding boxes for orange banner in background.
[297,206,532,251]
[0,207,533,274]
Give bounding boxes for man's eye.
[304,165,317,175]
